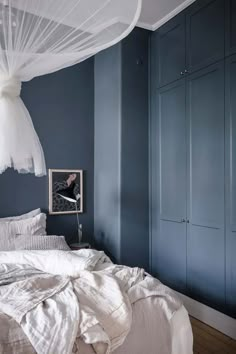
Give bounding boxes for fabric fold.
[0,249,182,354]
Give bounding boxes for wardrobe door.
[157,14,186,88]
[226,55,236,317]
[226,0,236,56]
[187,61,225,309]
[152,79,187,293]
[186,0,225,74]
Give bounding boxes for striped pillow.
[0,235,70,251]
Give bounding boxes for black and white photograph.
[49,169,83,215]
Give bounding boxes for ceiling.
[138,0,196,31]
[0,0,196,34]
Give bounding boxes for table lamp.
[57,183,82,244]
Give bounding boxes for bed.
[0,210,193,354]
[0,299,192,354]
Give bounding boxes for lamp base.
[70,242,90,250]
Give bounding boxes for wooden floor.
[190,317,236,353]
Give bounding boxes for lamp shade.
[57,182,79,203]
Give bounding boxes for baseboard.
[175,291,236,340]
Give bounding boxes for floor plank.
[190,316,236,354]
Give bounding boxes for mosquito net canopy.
[0,0,142,176]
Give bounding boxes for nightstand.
[70,242,91,250]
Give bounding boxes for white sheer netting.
[0,0,142,176]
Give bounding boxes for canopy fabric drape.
[0,0,142,176]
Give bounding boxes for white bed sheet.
[0,304,193,354]
[0,250,193,354]
[77,303,193,354]
[171,306,193,354]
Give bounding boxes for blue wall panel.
[94,45,122,262]
[120,29,149,269]
[94,28,150,267]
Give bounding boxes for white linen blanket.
[0,249,182,354]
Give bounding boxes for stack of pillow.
[0,209,70,251]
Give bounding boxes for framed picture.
[49,169,83,215]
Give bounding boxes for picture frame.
[49,169,83,215]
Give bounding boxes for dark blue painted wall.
[94,44,122,262]
[94,28,150,268]
[0,59,94,244]
[120,29,149,270]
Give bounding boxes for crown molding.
[136,21,153,31]
[137,0,196,32]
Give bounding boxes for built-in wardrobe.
[150,0,236,317]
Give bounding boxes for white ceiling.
[138,0,196,31]
[2,0,196,33]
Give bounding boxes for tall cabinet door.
[157,14,186,87]
[152,79,187,293]
[226,55,236,317]
[187,61,225,309]
[226,0,236,56]
[186,0,225,74]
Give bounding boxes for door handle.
[181,218,186,223]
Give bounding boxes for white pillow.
[0,208,41,222]
[0,213,46,237]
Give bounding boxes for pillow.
[0,235,70,251]
[0,208,41,222]
[0,213,46,237]
[15,235,70,251]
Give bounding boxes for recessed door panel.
[158,14,186,87]
[187,61,225,308]
[226,0,236,56]
[225,55,236,316]
[156,220,187,292]
[188,225,225,308]
[159,80,187,222]
[152,79,187,293]
[187,62,225,228]
[186,0,225,73]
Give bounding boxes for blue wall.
[0,59,94,244]
[120,29,149,269]
[94,28,150,268]
[0,27,150,270]
[94,44,122,262]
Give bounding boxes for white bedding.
[171,306,193,354]
[0,249,193,354]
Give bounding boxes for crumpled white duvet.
[0,249,182,354]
